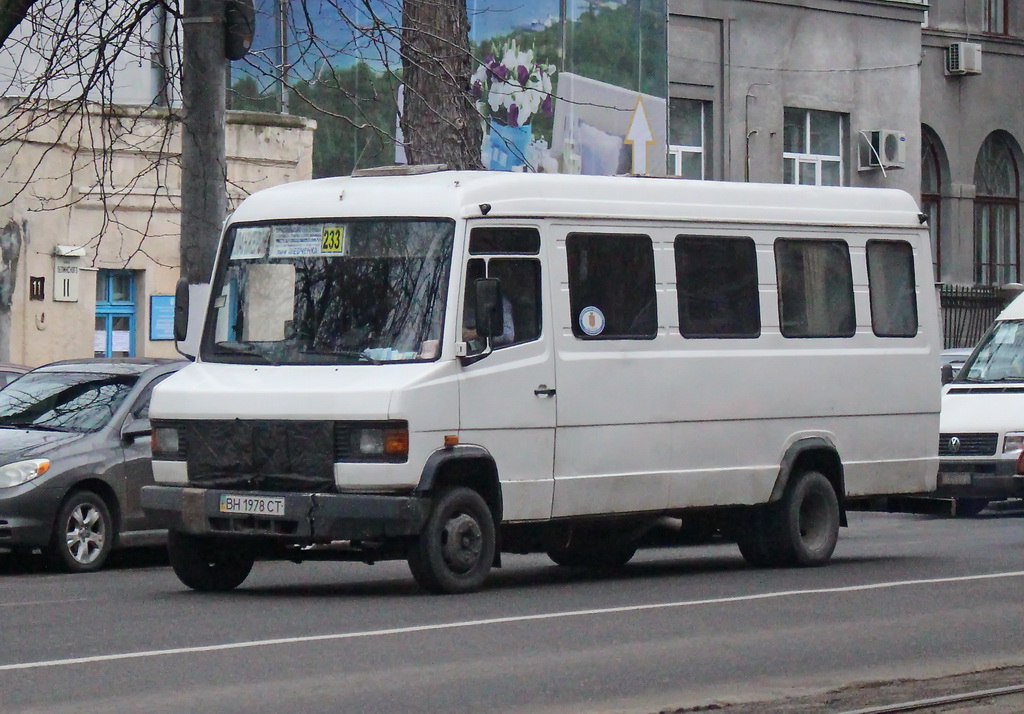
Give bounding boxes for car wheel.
[408,487,495,594]
[168,530,254,592]
[50,490,114,573]
[953,498,989,517]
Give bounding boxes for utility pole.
[178,0,227,352]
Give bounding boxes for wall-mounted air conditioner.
[946,42,982,75]
[859,130,907,170]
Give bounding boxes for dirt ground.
[663,664,1024,713]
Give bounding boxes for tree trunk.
[400,0,482,170]
[0,0,39,47]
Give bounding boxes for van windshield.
[201,219,455,365]
[959,320,1024,383]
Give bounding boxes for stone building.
[0,4,315,366]
[0,102,314,366]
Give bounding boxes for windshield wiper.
[213,341,277,365]
[0,422,71,432]
[299,348,381,365]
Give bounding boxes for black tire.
[168,530,254,592]
[408,487,496,594]
[774,469,840,566]
[953,498,989,517]
[735,508,778,568]
[546,526,639,568]
[49,490,114,573]
[737,470,840,568]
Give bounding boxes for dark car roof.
[29,358,187,377]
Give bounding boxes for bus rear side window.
[675,235,760,338]
[566,233,656,340]
[867,240,918,337]
[776,238,855,338]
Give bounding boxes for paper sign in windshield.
[230,226,270,260]
[269,224,347,258]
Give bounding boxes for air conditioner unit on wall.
[946,42,982,75]
[859,130,907,170]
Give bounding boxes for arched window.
[974,134,1020,285]
[921,132,942,280]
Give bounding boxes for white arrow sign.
[625,97,655,175]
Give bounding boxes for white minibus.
[142,168,941,593]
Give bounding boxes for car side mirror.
[121,417,152,442]
[174,278,190,343]
[941,363,955,385]
[473,278,503,339]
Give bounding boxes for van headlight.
[1003,432,1024,453]
[0,459,50,488]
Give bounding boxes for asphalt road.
[2,508,1024,714]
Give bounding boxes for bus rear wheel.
[738,469,839,568]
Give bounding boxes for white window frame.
[783,109,844,187]
[668,99,709,180]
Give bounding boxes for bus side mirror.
[174,278,190,343]
[474,278,503,339]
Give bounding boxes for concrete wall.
[0,102,314,367]
[669,0,926,193]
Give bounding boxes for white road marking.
[3,569,1024,672]
[0,598,91,608]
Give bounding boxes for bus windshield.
[201,219,455,365]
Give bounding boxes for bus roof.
[228,170,925,229]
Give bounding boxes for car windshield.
[959,320,1024,383]
[201,219,455,365]
[0,371,138,432]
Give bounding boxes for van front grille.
[938,433,998,457]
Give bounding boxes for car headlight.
[0,458,50,488]
[1003,432,1024,453]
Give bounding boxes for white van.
[936,292,1024,515]
[141,168,941,594]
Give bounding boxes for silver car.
[0,358,186,572]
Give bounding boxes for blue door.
[94,270,136,357]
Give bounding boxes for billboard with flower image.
[468,0,667,174]
[230,0,666,177]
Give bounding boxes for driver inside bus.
[463,293,515,351]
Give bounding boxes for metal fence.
[939,284,1014,349]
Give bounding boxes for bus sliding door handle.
[534,385,556,397]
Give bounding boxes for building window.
[775,238,855,338]
[95,270,136,357]
[974,134,1020,285]
[921,132,942,280]
[668,99,711,179]
[566,233,656,339]
[867,240,918,338]
[783,108,844,186]
[984,0,1007,34]
[674,235,760,338]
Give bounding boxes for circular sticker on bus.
[578,306,605,336]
